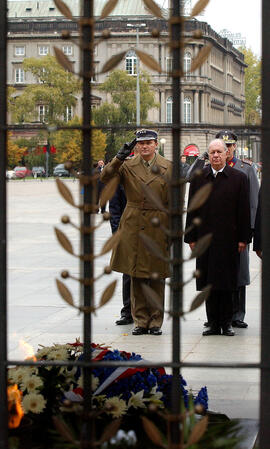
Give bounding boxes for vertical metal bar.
[260,1,270,447]
[0,0,8,447]
[136,28,140,126]
[81,0,94,447]
[170,0,182,445]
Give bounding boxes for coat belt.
[127,201,160,211]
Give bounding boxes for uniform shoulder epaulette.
[242,159,252,166]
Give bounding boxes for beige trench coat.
[100,153,172,278]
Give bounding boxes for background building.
[7,0,246,157]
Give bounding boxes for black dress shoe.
[232,320,248,328]
[132,327,148,335]
[149,327,162,336]
[115,316,133,325]
[222,326,235,336]
[202,328,221,336]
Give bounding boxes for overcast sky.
[158,0,262,56]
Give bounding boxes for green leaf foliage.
[10,55,81,125]
[240,47,261,125]
[93,69,159,160]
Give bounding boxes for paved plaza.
[7,179,261,420]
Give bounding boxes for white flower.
[10,368,33,386]
[104,397,127,418]
[148,386,164,407]
[21,375,43,393]
[47,348,69,361]
[22,393,47,414]
[128,390,147,409]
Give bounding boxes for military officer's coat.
[100,153,172,278]
[230,159,259,286]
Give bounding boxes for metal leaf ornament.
[142,0,164,18]
[187,183,212,213]
[100,51,126,74]
[100,176,119,207]
[99,230,122,256]
[189,233,212,259]
[56,178,75,207]
[141,283,164,311]
[139,233,168,261]
[189,285,212,312]
[54,47,74,73]
[100,0,119,19]
[190,0,210,18]
[54,0,73,20]
[52,415,77,444]
[187,415,209,446]
[98,418,122,444]
[136,50,162,73]
[99,280,117,308]
[141,416,165,448]
[55,228,74,255]
[190,44,212,72]
[56,279,75,307]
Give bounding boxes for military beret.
[215,130,237,144]
[136,129,158,141]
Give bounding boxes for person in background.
[97,160,106,213]
[180,155,190,178]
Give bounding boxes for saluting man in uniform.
[101,129,172,336]
[213,130,259,329]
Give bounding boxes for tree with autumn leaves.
[240,47,261,125]
[52,118,106,166]
[7,133,27,168]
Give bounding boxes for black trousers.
[206,290,233,329]
[120,273,132,319]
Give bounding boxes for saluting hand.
[116,138,137,161]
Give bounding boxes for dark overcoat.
[184,164,251,291]
[101,153,172,278]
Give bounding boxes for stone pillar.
[194,90,199,123]
[200,91,205,123]
[181,91,184,123]
[160,90,165,123]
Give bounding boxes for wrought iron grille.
[0,0,269,447]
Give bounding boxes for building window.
[166,57,172,75]
[64,106,73,122]
[184,96,192,123]
[62,45,73,56]
[126,50,137,75]
[39,105,48,122]
[15,68,24,84]
[15,46,25,56]
[166,96,173,123]
[184,51,192,79]
[39,46,49,56]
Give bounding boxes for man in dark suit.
[185,139,251,336]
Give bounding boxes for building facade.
[7,0,246,157]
